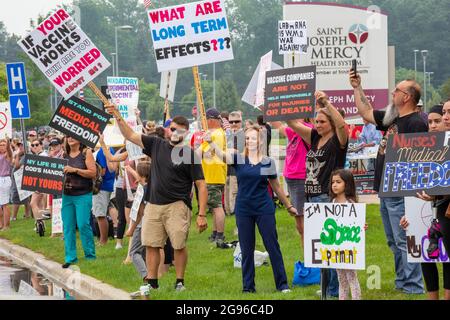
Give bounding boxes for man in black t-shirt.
[105,104,208,293]
[350,71,427,294]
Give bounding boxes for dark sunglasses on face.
[229,120,241,124]
[31,143,40,147]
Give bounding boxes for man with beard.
[104,103,208,293]
[349,71,427,294]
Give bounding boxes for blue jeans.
[380,197,424,294]
[307,193,339,297]
[236,214,289,292]
[62,193,96,264]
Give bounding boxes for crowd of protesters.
[1,70,449,300]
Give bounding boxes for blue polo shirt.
[232,153,277,216]
[96,148,116,192]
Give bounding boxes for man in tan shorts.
[106,104,208,293]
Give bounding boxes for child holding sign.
[329,169,367,300]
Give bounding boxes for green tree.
[441,78,450,100]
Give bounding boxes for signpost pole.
[20,118,28,154]
[192,66,208,131]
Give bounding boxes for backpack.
[82,148,103,195]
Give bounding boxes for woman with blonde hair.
[204,125,297,293]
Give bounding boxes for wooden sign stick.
[192,66,208,131]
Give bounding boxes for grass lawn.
[0,204,429,300]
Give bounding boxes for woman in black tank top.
[61,136,97,268]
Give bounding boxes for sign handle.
[192,66,208,131]
[87,81,110,105]
[163,71,172,122]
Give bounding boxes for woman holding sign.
[0,138,13,231]
[61,136,97,268]
[400,103,450,300]
[204,125,297,293]
[286,91,348,299]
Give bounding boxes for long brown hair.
[64,136,87,154]
[316,108,336,132]
[243,125,264,158]
[329,169,358,203]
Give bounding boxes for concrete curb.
[0,238,131,300]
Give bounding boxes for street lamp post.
[114,25,133,77]
[111,53,116,76]
[414,49,419,80]
[421,50,428,112]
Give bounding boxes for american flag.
[79,89,84,101]
[144,0,152,9]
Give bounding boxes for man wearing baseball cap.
[198,108,227,247]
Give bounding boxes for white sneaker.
[115,243,123,250]
[281,289,291,293]
[175,282,186,292]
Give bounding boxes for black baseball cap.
[49,138,62,146]
[206,108,221,119]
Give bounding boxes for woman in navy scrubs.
[204,125,297,293]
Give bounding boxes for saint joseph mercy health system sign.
[283,3,389,117]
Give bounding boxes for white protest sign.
[130,184,145,222]
[0,102,12,139]
[304,202,366,270]
[405,197,449,263]
[278,20,308,55]
[126,125,145,161]
[51,198,63,234]
[14,167,33,201]
[18,280,39,296]
[102,123,125,147]
[147,0,234,72]
[242,62,282,107]
[159,70,178,102]
[107,77,139,129]
[18,9,111,99]
[254,51,273,108]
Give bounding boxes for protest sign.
[52,198,63,234]
[130,184,145,222]
[14,167,33,201]
[147,0,234,72]
[242,62,282,107]
[102,123,125,147]
[107,77,139,129]
[405,197,449,263]
[21,155,67,195]
[278,20,308,55]
[254,51,273,109]
[304,202,366,270]
[18,9,110,99]
[380,131,450,197]
[160,70,178,103]
[263,66,316,122]
[50,96,111,149]
[0,102,12,139]
[126,125,145,161]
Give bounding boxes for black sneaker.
[208,233,217,242]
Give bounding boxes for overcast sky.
[0,0,74,37]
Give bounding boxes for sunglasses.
[169,127,187,133]
[31,143,40,147]
[229,120,242,124]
